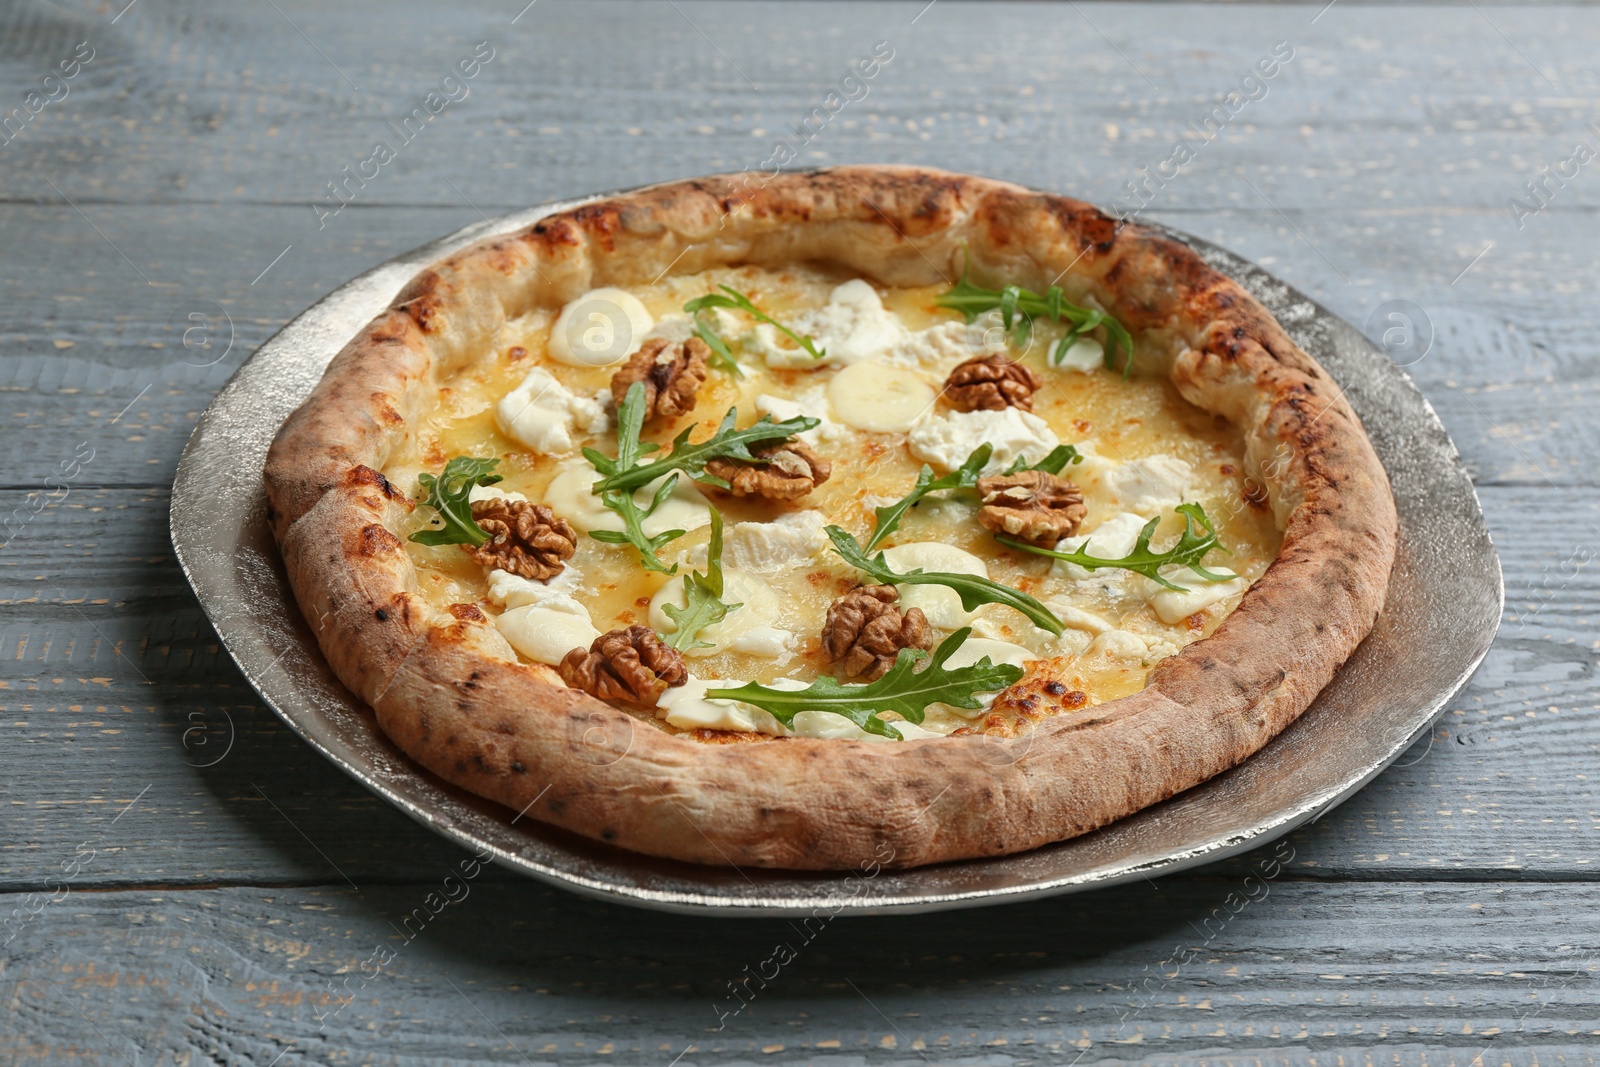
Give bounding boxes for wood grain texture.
[4,880,1600,1066]
[3,0,1598,1061]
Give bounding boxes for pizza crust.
[263,167,1397,869]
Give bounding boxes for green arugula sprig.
[684,285,826,378]
[661,507,741,651]
[585,398,817,496]
[707,627,1022,739]
[582,383,688,573]
[827,526,1064,635]
[1002,444,1083,477]
[409,457,503,547]
[865,444,993,552]
[998,502,1233,592]
[864,444,1082,552]
[935,270,1135,376]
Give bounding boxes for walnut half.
[976,470,1087,547]
[704,439,831,500]
[610,336,710,421]
[821,585,934,681]
[558,625,688,705]
[944,355,1042,412]
[465,499,577,580]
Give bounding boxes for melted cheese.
[907,408,1060,474]
[392,262,1286,736]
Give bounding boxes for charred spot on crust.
[449,603,487,623]
[375,608,390,622]
[511,761,527,774]
[356,523,404,556]
[347,464,402,499]
[396,270,446,332]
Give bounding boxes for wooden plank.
[1,199,1596,490]
[0,485,1591,888]
[4,879,1599,1065]
[3,0,1597,213]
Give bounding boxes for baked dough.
[263,167,1397,869]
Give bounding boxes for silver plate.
[171,186,1502,916]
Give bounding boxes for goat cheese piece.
[487,564,600,666]
[495,602,600,666]
[1142,567,1249,624]
[826,361,937,432]
[1049,336,1105,372]
[1103,454,1193,517]
[546,287,653,367]
[723,510,831,572]
[754,388,849,446]
[907,408,1060,474]
[884,313,1005,372]
[469,485,527,505]
[880,541,989,630]
[543,457,712,537]
[656,676,788,736]
[1049,511,1149,581]
[648,569,794,658]
[496,367,610,454]
[788,710,898,743]
[757,279,905,367]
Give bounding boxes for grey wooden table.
[2,1,1596,1063]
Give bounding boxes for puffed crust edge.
[262,166,1398,870]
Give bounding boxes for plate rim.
[171,177,1503,916]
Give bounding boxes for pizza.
[263,167,1396,870]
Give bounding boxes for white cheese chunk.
[884,314,1004,372]
[907,408,1060,474]
[825,361,937,433]
[469,485,527,505]
[789,709,897,743]
[648,568,793,658]
[881,541,989,630]
[754,389,849,447]
[1049,336,1104,372]
[723,510,830,572]
[543,458,712,536]
[485,563,585,610]
[888,719,945,741]
[656,676,788,736]
[1049,512,1150,581]
[1088,627,1184,664]
[495,367,610,455]
[1142,567,1249,624]
[940,636,1036,670]
[494,598,600,666]
[1041,599,1116,635]
[546,287,653,367]
[1103,454,1193,517]
[757,279,905,367]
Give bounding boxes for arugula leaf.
[827,526,1064,635]
[865,444,993,552]
[685,285,826,365]
[409,457,503,547]
[864,445,1085,552]
[661,507,741,650]
[689,307,744,379]
[1001,444,1083,477]
[582,383,684,573]
[997,502,1234,591]
[706,627,1023,738]
[589,406,818,496]
[935,270,1135,376]
[586,472,687,575]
